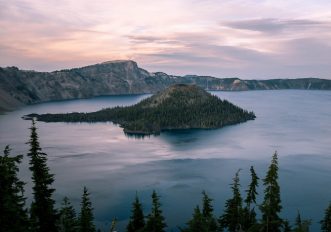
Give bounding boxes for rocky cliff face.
[0,60,330,112]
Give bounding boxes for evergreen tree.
[79,187,95,232]
[201,191,218,232]
[181,206,206,232]
[181,191,217,232]
[144,190,166,232]
[110,218,117,232]
[127,193,145,232]
[0,145,29,232]
[219,169,243,232]
[260,152,282,232]
[294,211,302,231]
[283,220,292,232]
[59,197,78,232]
[293,212,311,232]
[243,166,259,230]
[27,119,58,232]
[321,202,331,232]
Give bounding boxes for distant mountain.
[24,84,256,135]
[1,60,330,112]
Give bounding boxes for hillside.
[1,60,331,112]
[24,84,256,135]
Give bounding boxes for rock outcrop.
[1,60,330,112]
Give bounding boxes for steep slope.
[24,84,256,135]
[1,60,330,112]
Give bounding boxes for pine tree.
[321,202,331,232]
[181,206,206,232]
[243,166,259,230]
[110,218,117,232]
[0,145,29,232]
[59,197,78,232]
[27,119,58,232]
[219,169,243,232]
[260,152,282,232]
[79,187,95,232]
[294,211,302,232]
[144,190,166,232]
[293,211,311,232]
[127,193,145,232]
[201,191,217,232]
[283,220,292,232]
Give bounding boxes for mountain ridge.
[1,60,330,112]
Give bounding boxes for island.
[23,84,256,135]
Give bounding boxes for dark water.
[0,90,331,231]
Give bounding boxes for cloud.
[0,0,331,78]
[223,18,331,33]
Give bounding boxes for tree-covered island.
[23,84,256,135]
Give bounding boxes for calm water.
[1,90,331,231]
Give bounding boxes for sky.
[1,0,331,79]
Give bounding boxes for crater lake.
[0,90,330,231]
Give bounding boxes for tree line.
[1,120,331,232]
[25,87,256,135]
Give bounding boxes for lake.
[0,90,330,231]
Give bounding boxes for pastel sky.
[1,0,331,79]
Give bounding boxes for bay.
[0,90,330,231]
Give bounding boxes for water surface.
[0,90,330,231]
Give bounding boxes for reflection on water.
[0,90,331,231]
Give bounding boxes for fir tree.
[181,191,217,232]
[260,152,282,232]
[144,190,166,232]
[293,212,311,232]
[201,191,217,232]
[283,220,292,232]
[243,166,259,230]
[110,218,117,232]
[321,202,331,232]
[127,193,145,232]
[0,145,29,232]
[181,206,205,232]
[27,119,58,232]
[59,197,78,232]
[79,187,95,232]
[219,169,243,232]
[294,211,302,231]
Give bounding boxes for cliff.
[1,60,330,112]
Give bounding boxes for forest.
[1,120,331,232]
[24,85,256,135]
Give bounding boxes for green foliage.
[28,85,256,135]
[27,119,58,232]
[182,191,217,232]
[283,220,292,232]
[293,211,311,232]
[59,197,78,232]
[144,190,166,232]
[201,191,218,232]
[321,202,331,232]
[127,193,145,232]
[182,206,206,232]
[260,151,282,232]
[219,169,243,232]
[110,218,117,232]
[79,187,95,232]
[242,166,259,230]
[0,145,29,232]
